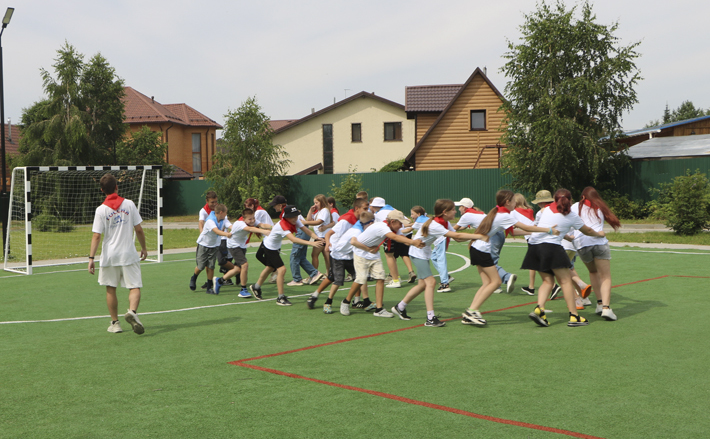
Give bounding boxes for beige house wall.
[274,97,414,175]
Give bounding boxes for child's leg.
[206,267,214,283]
[290,243,305,282]
[400,278,426,306]
[552,268,578,315]
[469,265,502,310]
[431,241,449,284]
[422,276,437,313]
[385,252,399,280]
[311,246,321,270]
[537,273,555,308]
[193,267,202,276]
[528,270,536,288]
[402,255,414,274]
[106,287,119,321]
[375,280,385,308]
[239,262,249,287]
[256,266,275,286]
[276,266,287,296]
[222,264,241,281]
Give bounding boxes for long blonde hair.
[513,193,532,209]
[314,194,328,211]
[422,199,454,237]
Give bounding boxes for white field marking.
[0,252,471,325]
[500,244,710,256]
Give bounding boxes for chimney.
[311,108,315,114]
[151,96,154,104]
[483,67,487,76]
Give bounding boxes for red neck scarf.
[339,209,357,225]
[465,207,485,214]
[515,207,535,221]
[433,216,451,249]
[238,216,254,243]
[496,205,513,236]
[279,210,285,219]
[330,207,339,215]
[583,199,593,208]
[256,206,266,211]
[203,203,212,214]
[103,194,125,210]
[548,203,559,213]
[279,218,297,234]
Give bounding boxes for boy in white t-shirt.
[191,204,232,295]
[250,205,325,306]
[89,173,148,335]
[198,191,236,288]
[340,209,424,318]
[214,208,271,296]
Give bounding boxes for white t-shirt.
[254,208,273,227]
[331,210,340,223]
[197,216,227,248]
[328,220,352,253]
[331,227,360,260]
[263,218,304,250]
[199,207,209,223]
[528,208,585,246]
[312,208,331,238]
[511,209,535,242]
[92,199,143,267]
[456,212,486,230]
[227,220,252,249]
[471,212,517,253]
[409,220,454,260]
[374,208,391,223]
[571,202,609,248]
[353,222,391,260]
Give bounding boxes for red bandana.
[465,207,485,214]
[256,206,266,211]
[496,206,513,236]
[583,199,593,208]
[103,194,125,210]
[330,207,339,215]
[237,217,254,243]
[279,210,285,219]
[515,207,535,221]
[279,218,297,234]
[339,210,357,225]
[548,203,559,213]
[203,203,212,214]
[433,216,451,249]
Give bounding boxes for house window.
[192,133,202,174]
[323,124,333,174]
[352,123,362,142]
[384,122,402,141]
[470,110,486,130]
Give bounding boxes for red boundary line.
[228,274,670,438]
[672,275,710,279]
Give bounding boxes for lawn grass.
[2,243,710,438]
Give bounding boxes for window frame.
[351,123,362,143]
[323,124,333,174]
[191,133,202,174]
[470,110,487,131]
[384,122,402,142]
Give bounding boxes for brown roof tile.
[405,84,463,112]
[269,120,298,131]
[123,86,222,129]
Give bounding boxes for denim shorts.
[577,244,611,263]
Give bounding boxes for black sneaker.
[550,284,561,300]
[201,281,210,290]
[249,285,263,300]
[219,266,229,274]
[529,305,549,327]
[223,278,234,286]
[306,296,318,309]
[206,287,217,295]
[391,306,411,320]
[521,286,535,296]
[425,316,446,327]
[353,300,366,309]
[189,275,197,291]
[276,296,292,306]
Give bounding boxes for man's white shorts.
[98,262,143,289]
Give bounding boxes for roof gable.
[405,67,505,162]
[122,86,222,129]
[273,91,404,134]
[405,84,462,112]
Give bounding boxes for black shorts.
[256,243,284,269]
[217,240,232,266]
[327,257,355,286]
[521,243,572,275]
[469,247,495,267]
[228,246,248,266]
[383,234,411,259]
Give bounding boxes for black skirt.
[469,247,495,268]
[521,243,572,275]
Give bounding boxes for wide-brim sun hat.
[531,190,554,204]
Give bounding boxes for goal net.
[3,166,163,274]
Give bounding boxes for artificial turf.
[1,242,709,438]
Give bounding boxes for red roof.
[269,120,298,131]
[2,123,21,156]
[405,84,463,112]
[122,86,222,129]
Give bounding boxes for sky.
[3,0,709,133]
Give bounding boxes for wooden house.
[405,67,506,170]
[617,115,710,149]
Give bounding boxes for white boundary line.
[0,252,472,325]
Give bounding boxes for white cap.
[454,197,474,208]
[370,197,385,207]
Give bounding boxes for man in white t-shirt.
[89,173,148,335]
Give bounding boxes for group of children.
[87,172,620,336]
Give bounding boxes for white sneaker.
[448,277,455,284]
[107,321,123,333]
[373,308,394,318]
[385,280,401,288]
[506,274,517,293]
[595,304,603,315]
[268,272,278,284]
[124,310,144,335]
[309,272,325,285]
[462,310,487,326]
[287,280,304,286]
[601,308,617,321]
[493,288,503,294]
[582,297,592,306]
[340,301,351,316]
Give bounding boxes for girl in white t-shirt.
[522,189,606,327]
[305,194,332,274]
[463,190,558,327]
[392,199,487,327]
[572,186,621,321]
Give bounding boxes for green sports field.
[2,242,709,438]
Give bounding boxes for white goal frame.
[3,165,163,275]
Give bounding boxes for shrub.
[329,167,365,210]
[661,170,710,235]
[33,213,57,232]
[600,190,650,220]
[376,159,406,173]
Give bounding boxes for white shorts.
[98,262,143,289]
[353,255,385,284]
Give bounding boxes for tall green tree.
[15,42,126,166]
[645,101,709,128]
[116,125,171,171]
[500,1,641,195]
[205,97,290,212]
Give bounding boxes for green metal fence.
[161,156,710,216]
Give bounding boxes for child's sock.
[427,310,435,320]
[397,301,407,312]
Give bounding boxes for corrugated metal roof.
[627,133,710,159]
[405,84,462,112]
[622,115,710,138]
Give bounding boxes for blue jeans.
[431,239,449,283]
[290,229,318,282]
[490,230,511,283]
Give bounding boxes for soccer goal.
[3,166,163,275]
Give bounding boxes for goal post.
[3,165,163,275]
